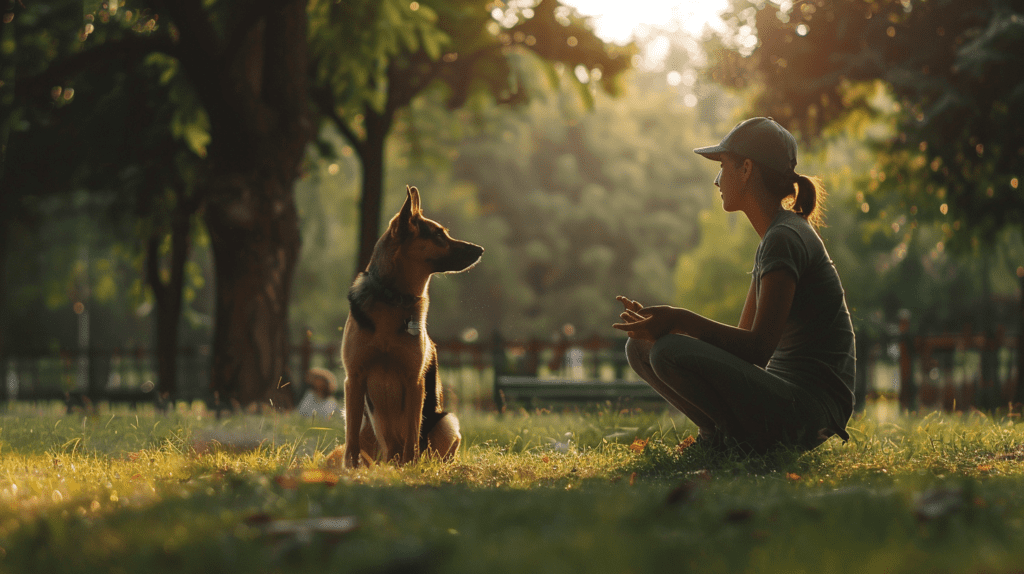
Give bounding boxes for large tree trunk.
[154,0,307,407]
[204,165,301,408]
[0,165,8,395]
[162,0,310,408]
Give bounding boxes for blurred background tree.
[291,31,724,342]
[310,0,633,276]
[1,0,209,399]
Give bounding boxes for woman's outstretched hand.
[613,296,681,342]
[616,296,644,315]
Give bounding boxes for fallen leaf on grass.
[629,438,648,453]
[300,468,340,486]
[275,475,298,489]
[675,435,696,452]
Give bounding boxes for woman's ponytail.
[793,174,827,228]
[757,162,828,228]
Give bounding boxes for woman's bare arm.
[613,269,795,367]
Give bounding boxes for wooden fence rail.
[2,327,1020,413]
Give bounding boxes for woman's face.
[715,154,746,212]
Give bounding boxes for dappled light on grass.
[0,404,1021,572]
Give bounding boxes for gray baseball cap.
[694,117,798,176]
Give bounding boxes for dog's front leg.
[344,375,367,468]
[399,383,426,464]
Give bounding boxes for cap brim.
[693,145,726,160]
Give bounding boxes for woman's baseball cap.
[694,117,798,176]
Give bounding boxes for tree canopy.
[708,0,1024,247]
[311,0,634,274]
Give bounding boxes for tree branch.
[151,0,221,67]
[149,0,227,125]
[262,0,308,127]
[311,84,367,161]
[145,233,167,303]
[222,0,274,73]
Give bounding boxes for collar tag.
[405,320,420,336]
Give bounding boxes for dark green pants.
[625,335,835,453]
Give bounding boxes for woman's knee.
[649,334,702,373]
[624,338,653,368]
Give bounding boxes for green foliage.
[709,0,1024,246]
[289,133,363,341]
[673,209,759,324]
[293,34,722,341]
[797,119,1024,332]
[409,76,718,339]
[309,0,636,276]
[308,0,450,115]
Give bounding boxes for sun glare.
[560,0,730,44]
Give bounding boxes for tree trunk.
[355,108,393,275]
[0,166,8,398]
[146,197,194,400]
[204,167,301,409]
[160,0,310,409]
[979,252,998,410]
[1015,273,1024,406]
[0,3,12,387]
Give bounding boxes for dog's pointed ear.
[406,185,421,215]
[395,185,421,238]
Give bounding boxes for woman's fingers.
[614,297,652,341]
[618,309,646,323]
[615,296,643,312]
[613,311,650,332]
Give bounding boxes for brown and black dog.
[332,186,483,468]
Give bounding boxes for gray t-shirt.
[753,211,856,437]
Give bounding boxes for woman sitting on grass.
[613,117,856,454]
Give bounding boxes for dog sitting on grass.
[328,186,483,468]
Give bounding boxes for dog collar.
[361,272,422,308]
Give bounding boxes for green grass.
[0,400,1022,573]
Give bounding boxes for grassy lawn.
[0,400,1022,573]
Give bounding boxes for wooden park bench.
[493,375,662,409]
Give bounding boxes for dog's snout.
[436,240,483,273]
